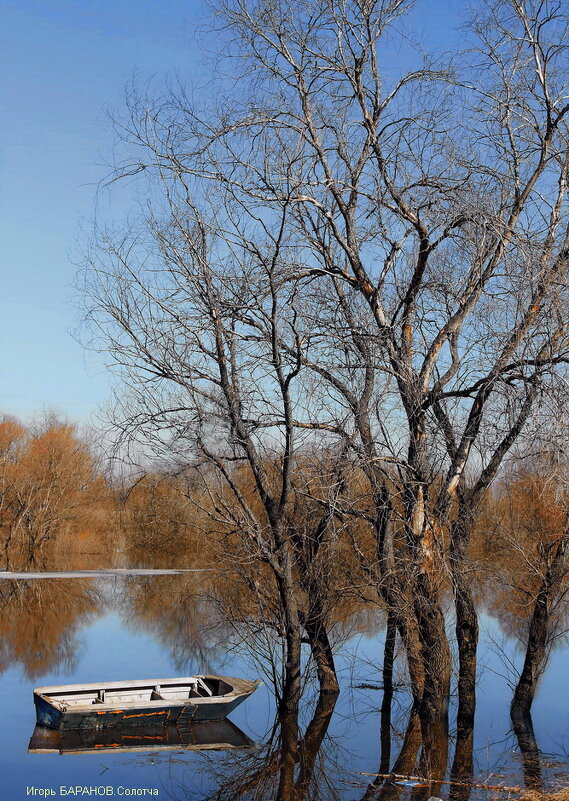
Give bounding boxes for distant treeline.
[1,417,566,641]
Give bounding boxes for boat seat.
[197,678,213,696]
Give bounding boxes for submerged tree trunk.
[511,531,567,718]
[372,481,426,710]
[273,538,303,800]
[405,429,452,730]
[299,603,339,694]
[277,659,301,801]
[449,725,474,801]
[377,711,422,801]
[510,590,549,718]
[411,519,451,796]
[277,705,300,801]
[411,525,451,748]
[413,572,451,726]
[511,709,543,794]
[450,509,479,740]
[296,515,339,695]
[295,688,339,798]
[380,612,397,774]
[450,515,477,801]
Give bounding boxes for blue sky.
[1,0,460,426]
[1,0,205,424]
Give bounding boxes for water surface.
[1,574,568,800]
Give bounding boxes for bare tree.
[83,183,356,797]
[83,0,569,759]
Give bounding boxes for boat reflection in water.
[28,718,255,755]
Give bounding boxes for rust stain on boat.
[122,710,169,719]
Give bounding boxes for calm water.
[1,574,568,800]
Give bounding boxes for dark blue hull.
[34,692,249,730]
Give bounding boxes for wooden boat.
[33,674,262,731]
[28,718,255,754]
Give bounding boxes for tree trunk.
[450,513,476,801]
[372,482,426,708]
[295,688,338,797]
[511,570,554,715]
[404,433,452,729]
[511,709,543,793]
[450,509,479,740]
[277,705,301,801]
[413,570,451,738]
[377,710,422,801]
[415,600,450,794]
[299,601,339,693]
[273,537,303,800]
[511,532,567,718]
[380,612,397,774]
[449,726,474,801]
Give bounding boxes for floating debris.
[359,771,527,794]
[393,780,430,788]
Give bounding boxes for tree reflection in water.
[169,677,466,801]
[168,687,340,801]
[115,573,228,671]
[0,579,100,678]
[2,569,568,799]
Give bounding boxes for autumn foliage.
[2,412,567,659]
[475,465,569,644]
[119,472,211,567]
[0,416,115,569]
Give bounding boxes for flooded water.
[1,573,568,800]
